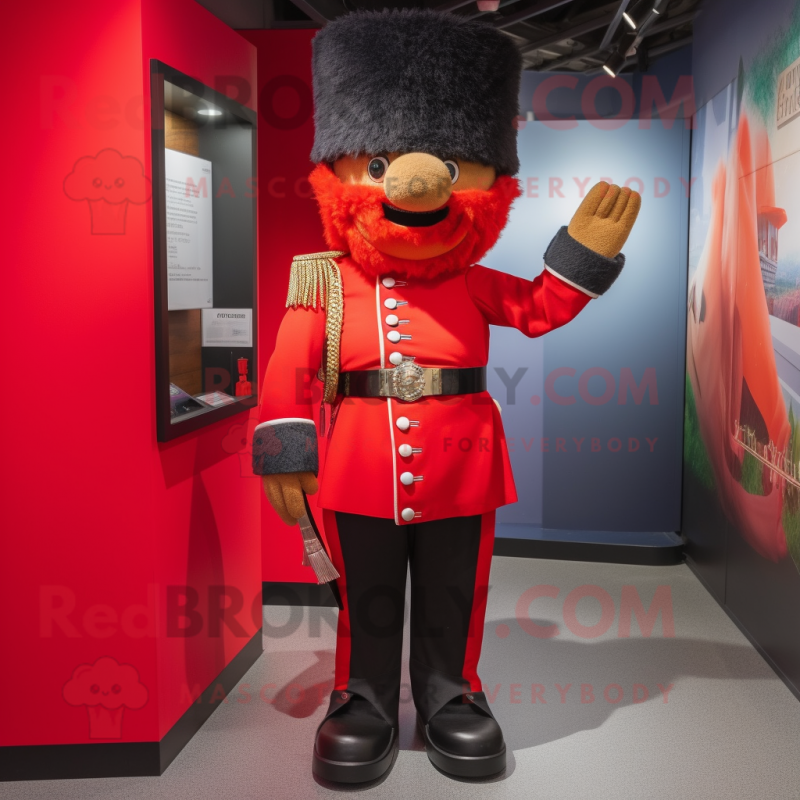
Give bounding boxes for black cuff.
[252,420,319,476]
[543,226,625,297]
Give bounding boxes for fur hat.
[310,9,522,175]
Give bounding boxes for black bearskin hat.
[310,8,522,175]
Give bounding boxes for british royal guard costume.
[252,9,641,783]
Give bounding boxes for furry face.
[309,163,522,279]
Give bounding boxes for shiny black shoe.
[418,694,506,778]
[313,694,398,783]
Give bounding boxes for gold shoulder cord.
[286,251,347,405]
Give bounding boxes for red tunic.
[256,255,591,524]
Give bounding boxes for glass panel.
[160,76,256,427]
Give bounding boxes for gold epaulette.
[286,251,346,309]
[286,251,347,405]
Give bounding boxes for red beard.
[308,163,522,279]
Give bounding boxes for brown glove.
[568,181,641,259]
[262,471,319,526]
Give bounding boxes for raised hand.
[567,181,641,259]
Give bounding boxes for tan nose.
[383,153,452,211]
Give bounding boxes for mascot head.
[308,8,523,278]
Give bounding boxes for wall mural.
[686,9,800,571]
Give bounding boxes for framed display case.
[150,60,258,441]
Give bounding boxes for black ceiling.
[279,0,698,73]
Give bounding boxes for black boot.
[418,693,506,778]
[313,693,398,783]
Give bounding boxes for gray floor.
[9,556,800,799]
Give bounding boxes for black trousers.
[320,509,496,727]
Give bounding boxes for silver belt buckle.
[380,364,442,402]
[392,361,425,402]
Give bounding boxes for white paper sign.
[165,149,213,310]
[202,308,253,347]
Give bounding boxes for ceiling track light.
[623,0,669,31]
[603,30,638,78]
[603,49,626,78]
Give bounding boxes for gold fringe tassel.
[286,251,347,405]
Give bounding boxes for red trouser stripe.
[322,509,352,691]
[462,511,496,692]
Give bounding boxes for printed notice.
[202,308,253,347]
[165,149,213,310]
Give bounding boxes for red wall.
[141,0,261,741]
[240,30,327,584]
[2,0,260,747]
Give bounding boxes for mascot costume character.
[252,8,641,784]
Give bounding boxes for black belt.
[338,365,486,402]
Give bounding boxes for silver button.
[395,416,410,431]
[401,507,415,522]
[385,314,399,327]
[398,444,413,457]
[389,352,403,366]
[382,277,396,288]
[384,298,398,309]
[387,330,401,343]
[400,471,415,485]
